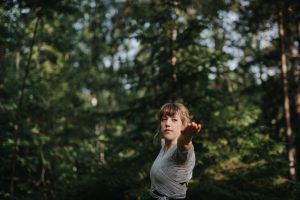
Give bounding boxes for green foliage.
[188,179,300,200]
[1,0,300,199]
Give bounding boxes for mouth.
[164,129,172,132]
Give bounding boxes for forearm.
[177,133,193,152]
[178,122,202,152]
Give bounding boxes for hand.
[181,122,202,136]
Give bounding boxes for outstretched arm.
[178,122,202,152]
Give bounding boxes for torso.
[150,140,195,199]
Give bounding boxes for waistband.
[150,190,185,200]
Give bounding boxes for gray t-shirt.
[150,140,195,199]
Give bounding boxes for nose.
[165,118,171,126]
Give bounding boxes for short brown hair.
[158,103,191,126]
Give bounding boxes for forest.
[1,0,300,199]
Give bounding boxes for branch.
[10,16,41,195]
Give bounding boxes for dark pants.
[150,197,185,200]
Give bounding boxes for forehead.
[162,113,180,118]
[160,108,179,117]
[160,110,182,120]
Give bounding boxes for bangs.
[158,103,179,119]
[157,103,191,126]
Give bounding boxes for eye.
[172,118,178,122]
[161,117,167,121]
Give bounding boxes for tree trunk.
[277,0,296,180]
[291,18,300,181]
[291,52,300,181]
[169,1,178,102]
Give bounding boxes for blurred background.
[1,0,300,199]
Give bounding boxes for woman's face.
[160,113,183,142]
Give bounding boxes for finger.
[191,122,197,127]
[197,124,202,132]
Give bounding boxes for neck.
[164,139,177,151]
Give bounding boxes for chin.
[163,134,175,141]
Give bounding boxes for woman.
[150,103,202,200]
